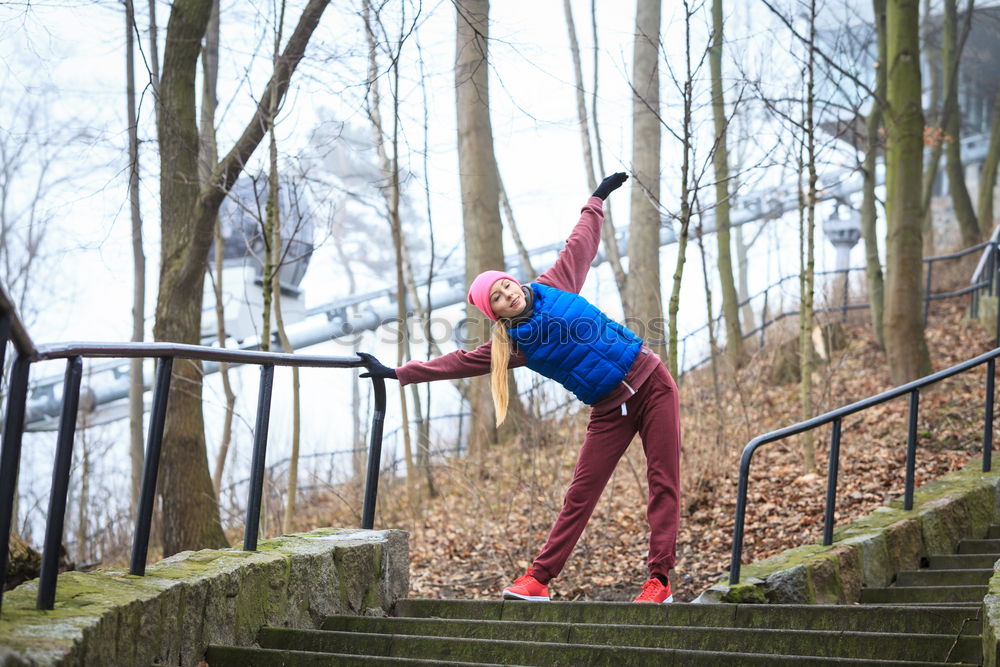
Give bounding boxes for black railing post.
[0,355,31,613]
[822,418,843,546]
[924,261,934,326]
[361,377,387,530]
[130,357,173,576]
[37,357,83,610]
[244,365,275,551]
[985,359,995,473]
[904,389,920,510]
[729,446,756,585]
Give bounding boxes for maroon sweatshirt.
[396,195,662,414]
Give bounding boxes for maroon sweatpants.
[530,361,681,583]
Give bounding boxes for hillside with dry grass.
[291,298,997,602]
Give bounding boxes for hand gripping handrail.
[729,345,1000,585]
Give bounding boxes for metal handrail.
[0,292,390,614]
[728,345,1000,585]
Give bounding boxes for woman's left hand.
[592,172,629,200]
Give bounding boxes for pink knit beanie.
[467,270,520,321]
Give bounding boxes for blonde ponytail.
[490,323,512,426]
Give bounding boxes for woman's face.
[489,278,526,319]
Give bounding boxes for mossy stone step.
[895,568,993,587]
[393,599,979,635]
[987,524,1000,539]
[957,538,1000,554]
[860,585,986,604]
[255,627,958,666]
[320,615,980,663]
[927,553,999,569]
[204,645,518,666]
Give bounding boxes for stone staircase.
[203,528,1000,666]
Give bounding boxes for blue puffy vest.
[507,283,643,404]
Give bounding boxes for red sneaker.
[634,577,673,603]
[502,571,550,601]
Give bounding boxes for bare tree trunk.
[709,0,745,370]
[920,0,941,258]
[154,0,330,555]
[798,0,818,474]
[417,38,439,498]
[942,0,979,246]
[978,90,1000,233]
[884,0,931,384]
[565,0,627,302]
[75,432,90,565]
[275,259,301,533]
[735,225,755,333]
[456,0,504,458]
[589,1,628,300]
[696,216,723,447]
[666,1,691,379]
[126,0,147,516]
[861,0,887,349]
[629,0,665,361]
[148,0,161,116]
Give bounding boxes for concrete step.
[895,568,993,587]
[957,538,1000,554]
[927,553,999,569]
[319,615,980,663]
[254,627,961,666]
[861,585,986,604]
[204,645,519,665]
[393,599,980,635]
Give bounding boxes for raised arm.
[536,173,628,294]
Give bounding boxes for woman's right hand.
[358,352,398,380]
[592,172,629,200]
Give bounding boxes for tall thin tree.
[942,0,978,245]
[629,0,665,362]
[861,0,887,349]
[455,0,506,457]
[978,90,1000,234]
[884,0,931,383]
[125,0,146,515]
[709,0,745,369]
[153,0,330,554]
[564,0,628,303]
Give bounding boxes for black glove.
[592,172,628,200]
[358,352,397,380]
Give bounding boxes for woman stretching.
[361,173,682,603]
